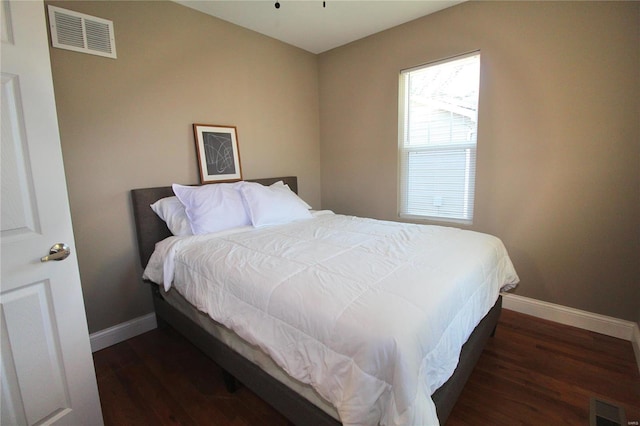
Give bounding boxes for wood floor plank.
[93,309,640,425]
[98,372,158,426]
[447,309,640,425]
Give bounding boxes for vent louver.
[48,5,116,59]
[589,397,626,426]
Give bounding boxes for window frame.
[397,51,481,225]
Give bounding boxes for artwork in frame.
[193,124,243,184]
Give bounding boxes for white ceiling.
[174,1,464,54]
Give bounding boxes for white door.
[0,1,103,425]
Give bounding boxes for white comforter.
[144,211,519,425]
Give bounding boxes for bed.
[131,176,518,425]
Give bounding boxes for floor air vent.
[590,397,627,426]
[47,5,116,59]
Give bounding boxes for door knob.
[41,243,71,262]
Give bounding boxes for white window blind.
[398,52,480,224]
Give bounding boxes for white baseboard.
[89,312,157,353]
[633,325,640,374]
[502,293,640,372]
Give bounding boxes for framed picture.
[193,124,242,184]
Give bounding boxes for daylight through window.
[398,52,480,224]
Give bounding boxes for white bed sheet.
[144,211,519,425]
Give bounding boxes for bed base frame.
[131,176,502,425]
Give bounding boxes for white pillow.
[270,181,312,209]
[239,181,312,227]
[172,182,251,235]
[150,196,192,236]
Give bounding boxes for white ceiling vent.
[48,5,116,59]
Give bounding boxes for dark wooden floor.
[93,309,640,425]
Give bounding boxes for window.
[398,52,480,224]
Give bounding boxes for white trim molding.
[502,293,640,372]
[633,325,640,374]
[89,312,157,353]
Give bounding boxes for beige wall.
[319,1,640,323]
[47,1,321,332]
[48,0,639,332]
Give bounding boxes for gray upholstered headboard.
[131,176,298,268]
